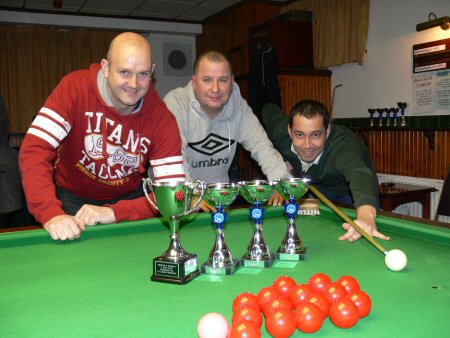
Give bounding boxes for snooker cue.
[309,185,387,255]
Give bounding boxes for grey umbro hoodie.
[163,81,289,183]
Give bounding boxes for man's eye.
[138,72,149,78]
[312,133,321,138]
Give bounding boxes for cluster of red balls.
[229,273,372,338]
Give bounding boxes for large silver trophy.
[238,180,276,268]
[143,179,205,285]
[274,178,310,260]
[201,183,240,275]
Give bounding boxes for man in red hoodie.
[19,32,185,241]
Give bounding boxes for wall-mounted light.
[416,12,450,32]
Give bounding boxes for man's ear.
[326,124,331,139]
[100,58,109,78]
[287,124,293,139]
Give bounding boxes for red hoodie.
[19,64,184,224]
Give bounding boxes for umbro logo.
[188,133,235,156]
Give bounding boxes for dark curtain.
[248,42,282,123]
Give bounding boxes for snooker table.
[1,205,449,338]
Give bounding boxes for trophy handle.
[177,179,205,219]
[142,178,159,212]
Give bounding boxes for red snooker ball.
[346,289,372,318]
[294,302,325,333]
[308,273,332,294]
[329,298,359,329]
[265,308,296,338]
[272,275,297,298]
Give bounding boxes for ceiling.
[0,0,291,23]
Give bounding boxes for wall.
[0,10,200,99]
[147,34,196,98]
[331,0,450,118]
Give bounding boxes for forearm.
[108,196,159,222]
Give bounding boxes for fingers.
[338,223,361,242]
[44,215,85,241]
[268,192,285,207]
[373,230,391,241]
[199,200,217,213]
[339,221,391,242]
[75,205,115,226]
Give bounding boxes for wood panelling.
[278,72,332,113]
[197,1,282,76]
[368,130,450,180]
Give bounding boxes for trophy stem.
[168,217,179,236]
[276,199,307,261]
[241,204,275,268]
[201,204,240,275]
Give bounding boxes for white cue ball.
[385,249,408,271]
[197,312,230,338]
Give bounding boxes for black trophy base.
[151,256,200,285]
[275,247,307,261]
[240,253,275,268]
[201,259,241,276]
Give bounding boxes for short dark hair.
[289,99,330,129]
[193,50,234,75]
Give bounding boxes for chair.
[434,167,450,220]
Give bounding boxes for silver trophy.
[201,183,240,275]
[274,178,310,261]
[143,179,205,285]
[238,180,276,268]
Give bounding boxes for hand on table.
[339,219,391,242]
[75,205,116,226]
[268,191,286,207]
[44,215,86,241]
[191,197,217,213]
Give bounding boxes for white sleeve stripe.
[150,155,183,166]
[32,115,68,141]
[28,127,60,148]
[152,163,184,178]
[40,107,71,133]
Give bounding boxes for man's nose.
[128,75,138,87]
[211,80,219,92]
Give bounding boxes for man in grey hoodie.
[164,50,290,212]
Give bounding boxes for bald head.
[107,32,153,66]
[101,32,155,115]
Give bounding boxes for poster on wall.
[412,70,450,115]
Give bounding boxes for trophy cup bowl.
[274,177,310,261]
[142,178,205,285]
[238,180,276,268]
[201,182,240,275]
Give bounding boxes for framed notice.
[412,70,450,114]
[413,38,450,73]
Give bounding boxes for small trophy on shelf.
[376,108,385,128]
[201,182,240,275]
[238,180,276,268]
[392,107,399,127]
[385,108,391,127]
[398,102,407,127]
[143,179,205,285]
[368,109,375,128]
[274,178,310,261]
